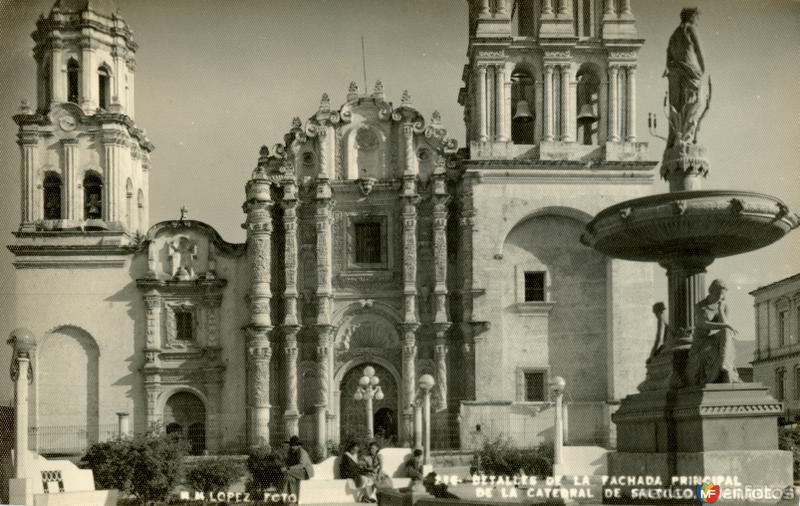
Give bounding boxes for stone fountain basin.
[581,190,798,262]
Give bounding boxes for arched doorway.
[339,363,398,444]
[163,392,206,455]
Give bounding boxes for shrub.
[470,435,553,477]
[246,447,286,492]
[779,425,800,482]
[83,430,189,505]
[185,457,246,493]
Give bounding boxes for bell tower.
[459,0,645,161]
[13,0,153,235]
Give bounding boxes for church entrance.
[339,363,398,444]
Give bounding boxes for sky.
[0,0,798,401]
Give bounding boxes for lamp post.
[354,366,384,439]
[549,376,566,476]
[418,374,435,465]
[8,328,36,480]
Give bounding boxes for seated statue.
[649,302,669,359]
[687,279,741,384]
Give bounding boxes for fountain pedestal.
[608,383,792,491]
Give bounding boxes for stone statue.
[85,193,102,219]
[664,7,707,148]
[688,279,741,384]
[649,302,669,359]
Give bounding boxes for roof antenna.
[361,35,368,93]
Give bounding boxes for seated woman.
[339,442,376,503]
[360,441,393,489]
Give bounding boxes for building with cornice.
[9,0,655,455]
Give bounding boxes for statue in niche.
[664,7,709,148]
[85,193,102,219]
[169,236,198,279]
[688,279,741,384]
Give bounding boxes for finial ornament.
[347,81,359,101]
[319,93,331,112]
[291,117,302,129]
[19,100,32,114]
[373,80,384,96]
[431,110,442,125]
[401,89,412,105]
[179,205,188,221]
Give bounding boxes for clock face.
[59,115,77,131]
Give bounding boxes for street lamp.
[354,366,384,439]
[418,374,435,465]
[549,376,566,476]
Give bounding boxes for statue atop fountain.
[661,7,711,191]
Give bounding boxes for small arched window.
[510,68,536,145]
[43,172,63,220]
[67,59,80,103]
[41,62,52,106]
[98,66,111,109]
[576,65,600,145]
[83,173,103,220]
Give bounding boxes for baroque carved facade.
[9,0,658,454]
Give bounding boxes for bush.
[83,430,189,505]
[185,457,246,493]
[779,425,800,482]
[470,435,553,477]
[246,447,286,492]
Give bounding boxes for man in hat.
[282,436,314,498]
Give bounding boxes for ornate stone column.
[142,290,162,429]
[432,163,451,411]
[608,65,620,142]
[460,176,476,400]
[246,328,271,448]
[204,293,222,349]
[243,173,274,447]
[62,138,78,220]
[80,37,94,113]
[403,123,418,176]
[401,322,419,445]
[477,66,488,142]
[559,65,572,142]
[495,65,507,142]
[625,65,637,142]
[314,177,334,454]
[543,65,555,142]
[282,179,300,437]
[18,131,38,225]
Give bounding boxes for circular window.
[416,148,431,162]
[302,151,315,167]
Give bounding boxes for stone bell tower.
[459,0,644,161]
[12,0,153,236]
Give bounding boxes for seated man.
[404,449,424,481]
[282,436,314,498]
[339,441,376,503]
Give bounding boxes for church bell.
[577,104,598,124]
[513,100,534,121]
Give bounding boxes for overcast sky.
[0,0,798,401]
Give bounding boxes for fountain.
[581,7,799,499]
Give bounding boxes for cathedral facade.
[9,0,655,455]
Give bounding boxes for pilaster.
[625,65,637,142]
[17,130,39,226]
[608,65,620,142]
[281,179,301,437]
[62,138,79,220]
[543,65,555,142]
[80,37,94,113]
[101,129,127,224]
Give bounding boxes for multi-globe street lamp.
[353,366,384,439]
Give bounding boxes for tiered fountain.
[581,7,799,500]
